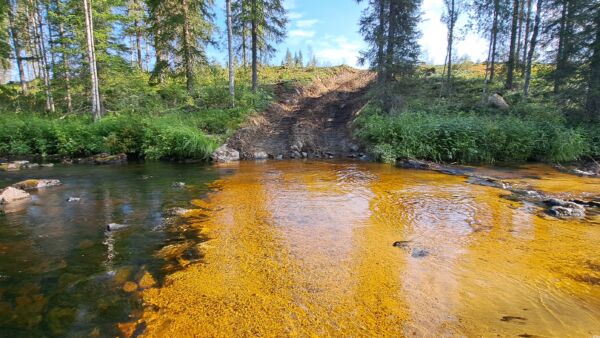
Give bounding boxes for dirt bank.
[227,68,375,159]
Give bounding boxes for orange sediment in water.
[140,161,600,337]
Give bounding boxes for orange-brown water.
[140,161,600,337]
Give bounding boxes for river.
[1,161,599,337]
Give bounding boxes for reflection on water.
[141,161,600,337]
[0,163,222,336]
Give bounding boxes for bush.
[355,106,588,164]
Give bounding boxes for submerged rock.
[66,197,81,202]
[397,159,439,170]
[212,145,240,162]
[0,187,31,204]
[106,223,129,231]
[392,241,412,248]
[410,248,430,258]
[0,161,30,171]
[12,179,61,191]
[164,207,191,217]
[171,182,186,188]
[93,153,127,165]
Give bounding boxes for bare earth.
[227,68,375,159]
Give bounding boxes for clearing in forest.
[227,68,375,159]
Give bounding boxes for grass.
[0,65,349,161]
[355,62,600,164]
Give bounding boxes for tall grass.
[355,106,590,164]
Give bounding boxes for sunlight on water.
[140,161,600,337]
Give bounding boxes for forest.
[0,0,599,164]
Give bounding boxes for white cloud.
[284,0,297,10]
[289,30,316,38]
[314,36,365,68]
[296,19,318,28]
[419,0,488,64]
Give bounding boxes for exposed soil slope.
[227,68,375,159]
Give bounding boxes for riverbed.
[1,161,599,337]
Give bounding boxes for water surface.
[140,161,600,337]
[0,162,224,336]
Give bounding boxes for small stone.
[392,241,411,248]
[106,223,128,231]
[26,163,40,169]
[350,144,360,152]
[276,154,283,160]
[41,163,54,168]
[93,153,127,165]
[164,207,191,216]
[0,162,20,171]
[0,187,31,204]
[549,205,585,218]
[122,281,138,293]
[66,197,81,202]
[254,151,268,160]
[138,271,157,289]
[301,152,308,158]
[172,182,186,188]
[410,248,430,258]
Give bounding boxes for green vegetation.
[0,66,345,160]
[355,63,600,164]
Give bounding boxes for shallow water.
[140,161,600,337]
[1,161,599,337]
[0,162,224,337]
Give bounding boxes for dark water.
[0,162,226,337]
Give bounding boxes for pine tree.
[247,0,287,91]
[295,49,303,68]
[585,4,600,119]
[226,0,234,106]
[284,48,292,67]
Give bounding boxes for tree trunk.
[34,0,55,112]
[376,0,386,82]
[506,0,520,89]
[83,0,102,120]
[446,0,455,91]
[521,0,532,76]
[585,7,600,120]
[554,0,568,94]
[516,0,525,68]
[490,0,500,82]
[133,0,142,69]
[6,0,28,93]
[384,0,397,82]
[524,0,542,98]
[250,0,258,92]
[54,0,72,112]
[182,0,193,93]
[226,0,235,107]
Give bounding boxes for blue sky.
[210,0,489,67]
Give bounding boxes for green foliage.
[355,106,588,164]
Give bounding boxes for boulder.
[171,182,186,188]
[0,187,31,204]
[12,179,61,191]
[253,151,268,160]
[93,153,127,165]
[41,163,55,168]
[211,145,240,162]
[66,197,81,202]
[164,207,191,216]
[0,161,28,171]
[396,159,438,170]
[545,198,586,218]
[488,93,510,110]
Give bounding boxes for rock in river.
[106,223,129,231]
[0,187,31,204]
[12,179,61,191]
[545,198,586,218]
[211,145,240,162]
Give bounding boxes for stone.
[138,271,157,289]
[410,248,430,258]
[106,223,129,231]
[254,151,268,160]
[164,207,191,217]
[350,144,360,152]
[549,205,585,218]
[41,163,54,168]
[66,197,81,202]
[211,144,240,162]
[276,154,284,160]
[12,179,61,191]
[301,152,308,158]
[172,182,186,188]
[0,162,21,171]
[122,281,138,293]
[0,187,31,204]
[392,241,411,249]
[396,159,437,170]
[93,153,127,165]
[488,93,510,110]
[26,163,40,169]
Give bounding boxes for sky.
[210,0,490,67]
